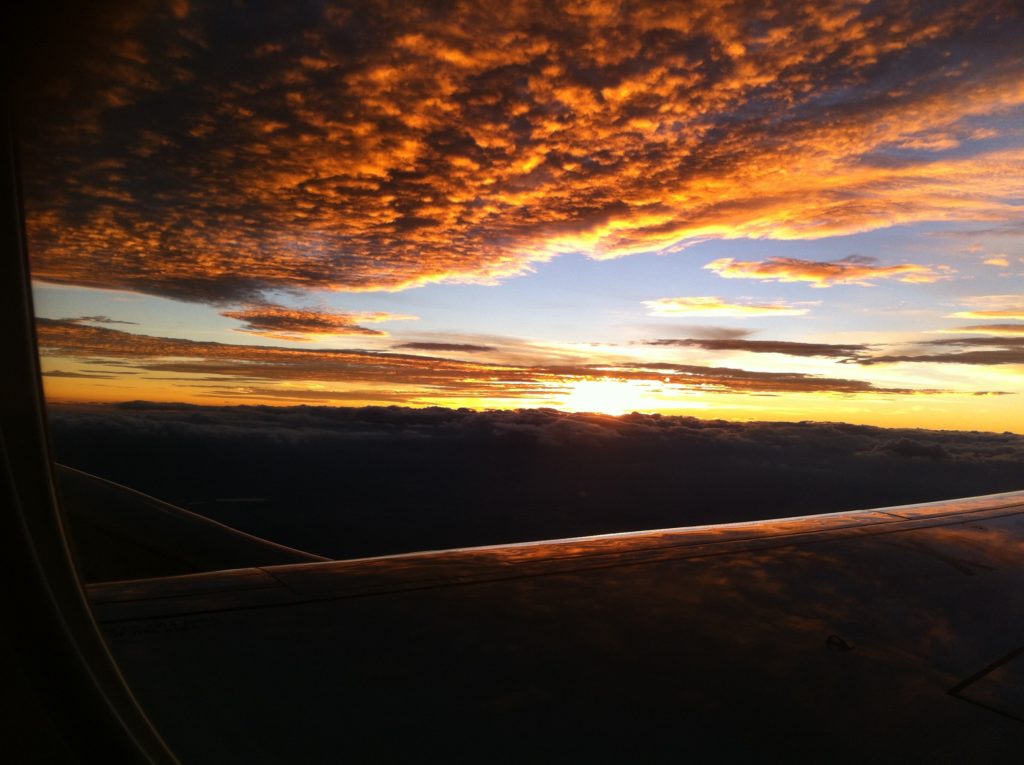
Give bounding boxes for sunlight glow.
[558,378,665,416]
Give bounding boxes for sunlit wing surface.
[85,490,1024,762]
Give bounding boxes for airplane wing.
[55,465,327,582]
[82,479,1024,762]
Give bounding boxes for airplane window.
[12,1,1024,761]
[20,1,1023,575]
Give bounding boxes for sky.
[21,0,1024,432]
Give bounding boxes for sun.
[558,378,661,416]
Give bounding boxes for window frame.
[0,95,176,763]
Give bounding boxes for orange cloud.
[983,256,1010,267]
[220,303,417,340]
[705,256,953,287]
[644,297,811,317]
[19,0,1024,303]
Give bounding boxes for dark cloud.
[858,336,1024,365]
[60,315,138,325]
[19,0,1024,304]
[35,318,945,398]
[395,342,498,353]
[649,326,757,341]
[47,403,1024,560]
[188,386,417,404]
[220,303,415,340]
[592,361,919,394]
[644,338,869,359]
[862,352,1024,366]
[927,337,1024,348]
[868,438,951,460]
[42,369,118,379]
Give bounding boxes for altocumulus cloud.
[221,303,417,340]
[19,0,1024,306]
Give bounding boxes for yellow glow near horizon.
[557,378,664,416]
[41,369,1024,434]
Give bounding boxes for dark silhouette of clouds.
[858,336,1024,365]
[47,403,1024,560]
[42,369,118,379]
[395,342,497,353]
[645,338,869,359]
[655,326,757,341]
[929,337,1024,348]
[60,315,138,325]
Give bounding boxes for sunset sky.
[23,0,1024,432]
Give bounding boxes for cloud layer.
[36,318,940,401]
[47,403,1024,559]
[21,0,1024,304]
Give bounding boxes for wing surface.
[56,465,327,581]
[87,490,1024,762]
